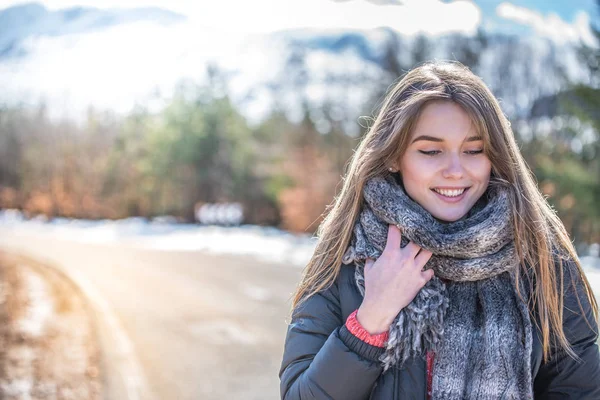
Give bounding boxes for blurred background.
[0,0,598,399]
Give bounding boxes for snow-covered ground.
[0,254,102,399]
[0,209,598,299]
[0,210,317,268]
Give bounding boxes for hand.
[356,224,434,334]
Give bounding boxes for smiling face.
[395,100,492,223]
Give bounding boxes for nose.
[442,153,464,179]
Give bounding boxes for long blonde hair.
[292,60,598,361]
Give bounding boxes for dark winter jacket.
[279,262,600,399]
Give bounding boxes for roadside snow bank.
[0,210,317,268]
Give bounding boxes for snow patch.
[18,268,53,338]
[0,379,33,398]
[0,211,317,268]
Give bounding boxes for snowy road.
[0,230,300,400]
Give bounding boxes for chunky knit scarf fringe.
[342,174,533,399]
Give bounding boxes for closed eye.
[419,150,440,156]
[418,150,483,156]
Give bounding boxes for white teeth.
[433,188,465,197]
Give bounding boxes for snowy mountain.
[0,2,185,59]
[0,2,593,126]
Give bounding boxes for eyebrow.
[410,135,483,144]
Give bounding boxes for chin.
[431,209,468,223]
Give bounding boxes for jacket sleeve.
[533,260,600,399]
[279,279,384,400]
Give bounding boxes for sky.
[0,0,596,43]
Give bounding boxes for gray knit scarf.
[342,174,533,399]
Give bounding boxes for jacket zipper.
[391,354,432,399]
[368,381,377,400]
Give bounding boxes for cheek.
[400,156,437,186]
[470,157,492,181]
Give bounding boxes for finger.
[365,258,375,271]
[364,258,375,276]
[414,248,433,267]
[422,268,435,282]
[402,241,423,259]
[384,224,402,252]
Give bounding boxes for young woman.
[279,61,600,399]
